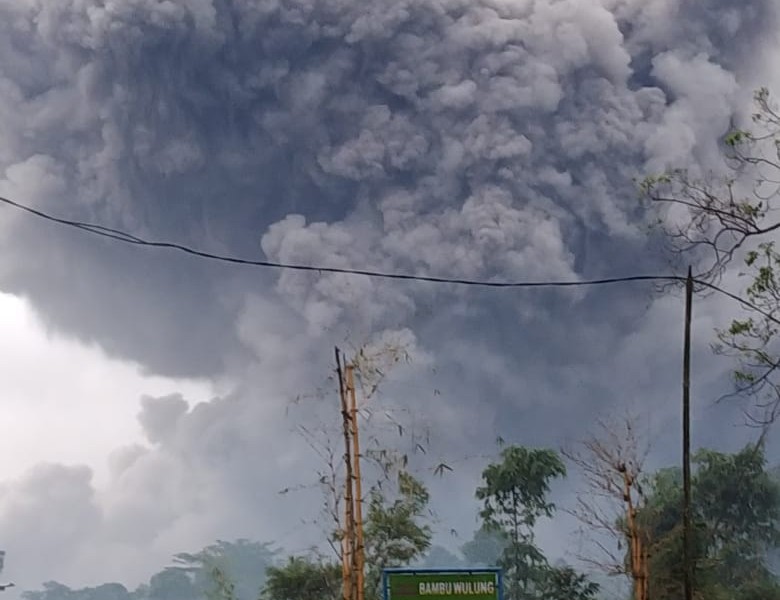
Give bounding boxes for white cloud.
[0,292,214,486]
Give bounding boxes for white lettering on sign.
[419,582,451,595]
[417,581,495,595]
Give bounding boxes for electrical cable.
[3,194,778,324]
[0,195,685,289]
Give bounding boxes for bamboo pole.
[336,349,355,600]
[346,365,365,600]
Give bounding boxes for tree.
[537,565,601,600]
[637,443,780,599]
[417,545,464,569]
[475,445,595,600]
[261,557,341,600]
[476,446,564,599]
[205,567,237,600]
[363,471,432,600]
[170,539,277,600]
[287,339,430,560]
[262,470,431,600]
[285,339,435,600]
[146,570,196,600]
[460,527,508,567]
[23,540,279,600]
[23,583,135,600]
[562,415,651,600]
[641,87,780,426]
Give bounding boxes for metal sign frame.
[382,568,503,600]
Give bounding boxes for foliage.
[22,540,277,600]
[261,557,341,600]
[294,342,431,563]
[727,578,780,600]
[537,565,600,600]
[417,545,464,569]
[263,468,432,600]
[363,471,432,599]
[170,539,276,600]
[460,527,509,567]
[637,443,780,599]
[476,445,579,600]
[23,583,135,600]
[477,445,566,530]
[283,347,434,600]
[206,567,236,600]
[145,570,196,600]
[641,87,780,425]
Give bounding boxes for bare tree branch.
[562,413,651,600]
[642,87,780,425]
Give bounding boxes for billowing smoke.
[0,0,777,590]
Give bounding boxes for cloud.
[0,0,771,348]
[0,293,213,485]
[0,295,320,587]
[0,0,778,592]
[138,395,189,445]
[0,463,101,583]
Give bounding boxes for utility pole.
[682,267,694,600]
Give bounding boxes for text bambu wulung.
[417,581,496,595]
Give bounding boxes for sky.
[0,0,779,594]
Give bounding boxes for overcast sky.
[0,0,779,595]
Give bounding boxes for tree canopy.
[20,442,780,600]
[638,443,780,599]
[476,445,599,600]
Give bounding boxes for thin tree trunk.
[621,466,647,600]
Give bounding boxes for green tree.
[261,472,431,600]
[641,87,780,425]
[261,557,341,600]
[537,565,601,600]
[637,443,780,599]
[171,539,276,600]
[363,471,432,600]
[476,445,596,600]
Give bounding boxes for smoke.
[0,0,777,589]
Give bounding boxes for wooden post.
[336,349,355,600]
[682,267,694,600]
[346,365,365,600]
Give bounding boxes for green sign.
[384,570,501,600]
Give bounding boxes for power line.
[695,280,780,327]
[4,192,779,325]
[0,195,684,289]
